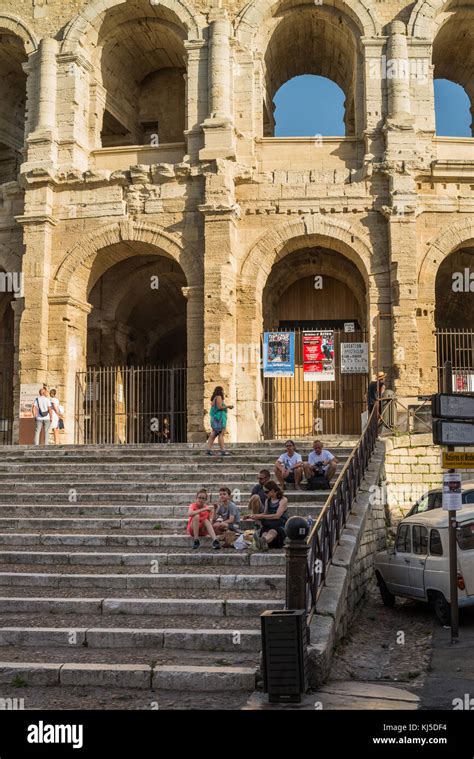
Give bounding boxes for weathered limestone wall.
[383,433,472,525]
[0,0,472,443]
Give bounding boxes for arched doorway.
[76,244,189,443]
[435,247,474,391]
[262,247,369,437]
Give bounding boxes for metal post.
[285,537,310,610]
[444,361,459,643]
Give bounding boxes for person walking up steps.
[205,386,233,456]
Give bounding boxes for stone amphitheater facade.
[0,0,473,443]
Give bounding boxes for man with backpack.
[32,387,53,445]
[304,440,338,490]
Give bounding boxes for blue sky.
[274,75,472,137]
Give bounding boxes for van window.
[463,490,474,505]
[430,491,443,509]
[414,495,430,514]
[457,522,474,551]
[396,524,412,553]
[430,529,443,556]
[413,525,428,555]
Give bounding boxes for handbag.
[36,399,49,419]
[58,419,65,430]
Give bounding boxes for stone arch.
[418,216,474,300]
[240,216,373,297]
[60,0,204,53]
[0,243,22,275]
[52,220,202,303]
[408,0,448,39]
[0,13,38,54]
[235,0,380,47]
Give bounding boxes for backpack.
[306,473,330,491]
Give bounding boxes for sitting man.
[212,487,241,534]
[275,440,303,490]
[303,440,338,489]
[248,469,271,515]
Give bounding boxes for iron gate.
[262,329,368,438]
[75,365,187,444]
[436,328,474,392]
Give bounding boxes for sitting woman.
[244,480,288,551]
[187,488,220,550]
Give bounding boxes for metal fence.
[305,405,379,623]
[75,365,187,444]
[436,328,474,392]
[262,329,368,438]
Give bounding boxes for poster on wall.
[263,332,295,377]
[341,342,369,374]
[19,384,41,418]
[303,331,335,382]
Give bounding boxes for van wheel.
[377,575,395,608]
[431,592,451,625]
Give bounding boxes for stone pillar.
[182,285,205,441]
[386,22,411,119]
[235,284,264,442]
[201,199,239,442]
[56,52,94,172]
[48,295,91,444]
[361,38,386,162]
[387,208,421,397]
[10,298,24,444]
[24,38,59,170]
[184,40,207,162]
[383,22,415,162]
[200,10,235,160]
[15,213,57,441]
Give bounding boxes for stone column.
[201,203,239,442]
[24,38,59,170]
[200,10,235,160]
[235,284,264,442]
[9,298,23,444]
[361,37,385,162]
[386,21,411,119]
[48,295,91,444]
[182,285,205,441]
[184,40,207,162]
[56,52,94,172]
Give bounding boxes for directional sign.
[442,452,474,469]
[433,420,474,447]
[432,393,474,420]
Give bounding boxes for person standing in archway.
[205,386,233,456]
[367,371,386,416]
[32,387,53,446]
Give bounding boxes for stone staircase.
[0,440,354,708]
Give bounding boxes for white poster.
[341,342,369,374]
[20,384,41,418]
[442,472,463,510]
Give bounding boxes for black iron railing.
[305,405,379,624]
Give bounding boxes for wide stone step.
[0,550,285,567]
[0,661,256,691]
[0,491,327,505]
[0,517,184,530]
[0,462,347,476]
[0,627,260,651]
[0,572,285,591]
[0,596,284,616]
[0,532,285,548]
[0,504,324,520]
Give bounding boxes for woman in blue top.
[205,386,233,456]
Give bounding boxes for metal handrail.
[305,405,379,624]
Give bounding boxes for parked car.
[405,481,474,518]
[374,507,474,624]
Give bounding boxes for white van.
[374,507,474,624]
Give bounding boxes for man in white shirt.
[275,440,303,490]
[304,440,338,484]
[32,388,53,445]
